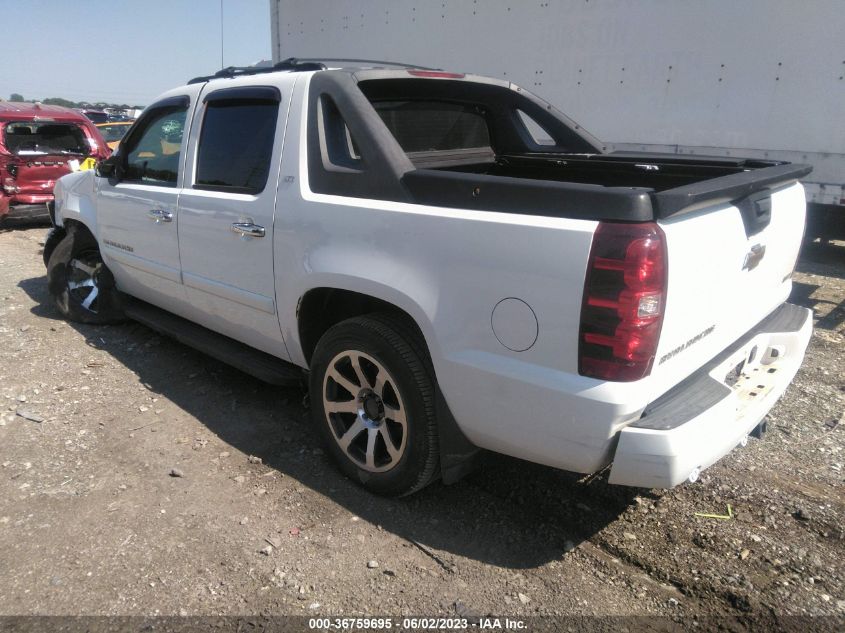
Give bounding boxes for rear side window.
[195,98,279,194]
[317,94,362,171]
[372,100,490,153]
[4,122,89,156]
[517,110,557,146]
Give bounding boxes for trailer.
[269,0,845,238]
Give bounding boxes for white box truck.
[269,0,845,238]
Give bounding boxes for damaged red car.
[1,102,110,223]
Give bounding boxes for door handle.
[147,209,173,223]
[231,222,265,238]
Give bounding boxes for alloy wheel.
[322,350,408,472]
[66,253,104,313]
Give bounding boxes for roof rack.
[187,57,438,84]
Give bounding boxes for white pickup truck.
[45,59,813,496]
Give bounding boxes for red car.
[0,102,110,222]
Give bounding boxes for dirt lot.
[0,224,843,627]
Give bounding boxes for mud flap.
[435,383,481,484]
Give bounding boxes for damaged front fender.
[52,169,98,235]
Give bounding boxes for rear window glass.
[372,100,490,153]
[195,100,279,194]
[3,122,90,156]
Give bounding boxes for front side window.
[195,98,279,194]
[123,106,187,186]
[372,100,491,153]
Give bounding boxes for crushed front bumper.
[608,303,813,488]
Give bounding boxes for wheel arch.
[296,285,435,368]
[62,218,96,239]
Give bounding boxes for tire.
[309,313,439,496]
[42,227,66,268]
[46,226,124,324]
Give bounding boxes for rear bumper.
[608,303,813,488]
[0,202,52,221]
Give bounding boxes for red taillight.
[579,222,667,382]
[407,70,466,79]
[3,160,20,194]
[3,177,20,194]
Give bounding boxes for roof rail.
[187,57,438,84]
[284,57,440,71]
[187,63,307,85]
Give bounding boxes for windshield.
[97,123,132,143]
[3,121,90,156]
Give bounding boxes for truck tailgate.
[13,154,78,197]
[650,181,807,391]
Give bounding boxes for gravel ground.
[0,225,842,628]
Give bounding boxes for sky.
[0,0,271,107]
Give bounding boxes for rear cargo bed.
[402,154,812,222]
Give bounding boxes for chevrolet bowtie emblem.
[743,243,766,271]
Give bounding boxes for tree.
[4,93,145,111]
[42,97,77,108]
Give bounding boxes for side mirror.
[95,154,122,179]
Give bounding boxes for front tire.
[309,313,439,496]
[42,227,66,268]
[46,226,124,324]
